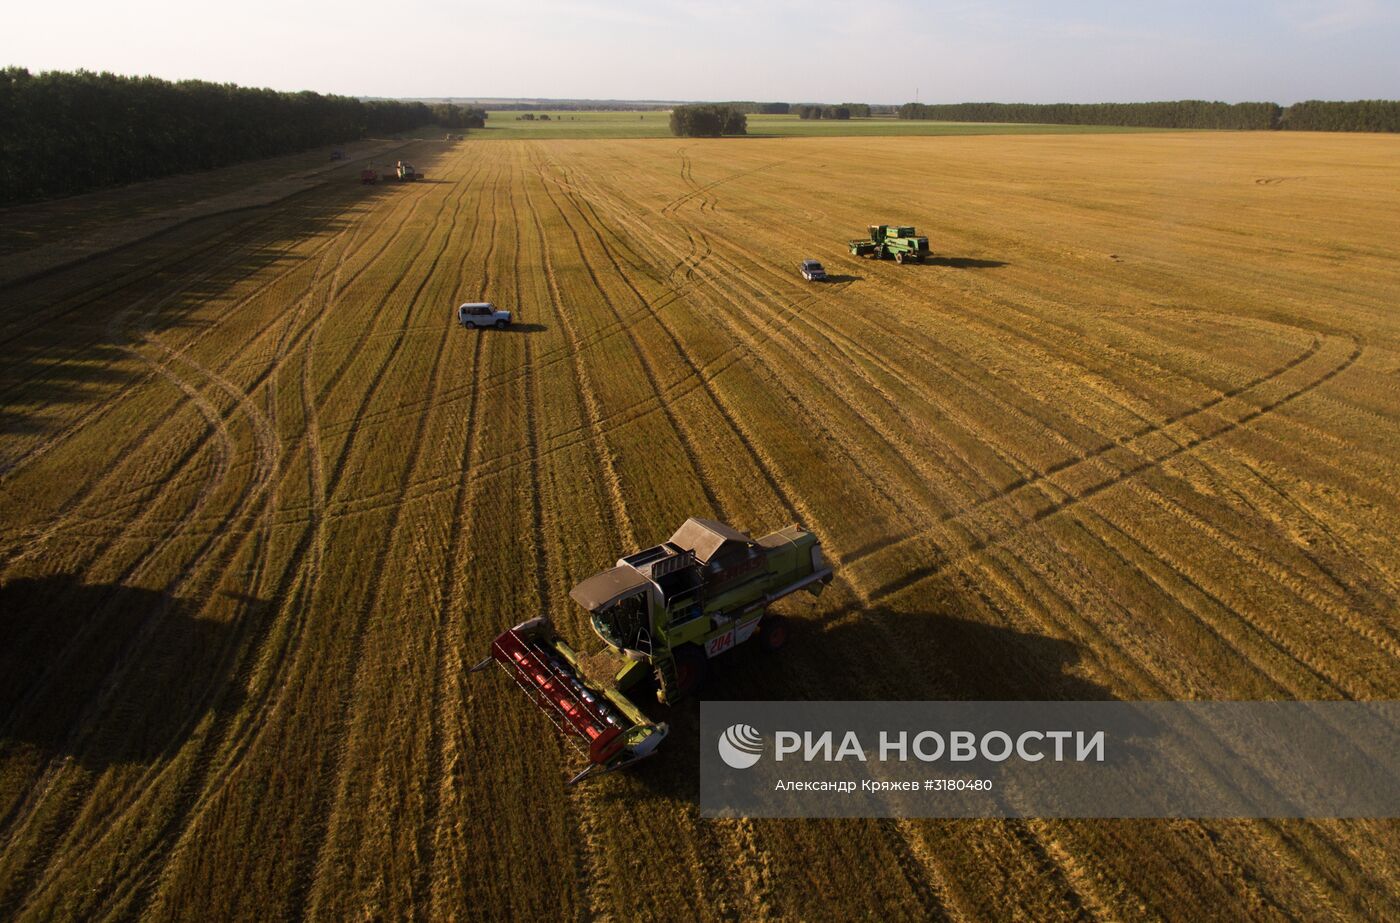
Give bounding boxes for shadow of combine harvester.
[628,603,1116,803]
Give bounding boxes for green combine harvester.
[849,224,931,263]
[471,518,833,784]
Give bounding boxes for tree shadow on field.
[0,140,454,453]
[0,573,265,769]
[611,588,1115,804]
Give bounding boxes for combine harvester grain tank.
[472,518,833,784]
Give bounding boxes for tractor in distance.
[849,224,931,263]
[471,518,833,784]
[359,166,378,184]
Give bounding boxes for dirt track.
[1,132,1398,920]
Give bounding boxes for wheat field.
[1,131,1398,920]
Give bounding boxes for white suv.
[457,302,512,329]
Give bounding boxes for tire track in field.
[520,164,633,547]
[1232,453,1400,601]
[418,291,488,923]
[38,155,476,918]
[701,232,1057,524]
[537,153,973,919]
[0,178,425,907]
[0,324,241,744]
[965,501,1366,919]
[530,154,762,919]
[1,296,289,906]
[0,142,432,347]
[0,249,256,560]
[793,275,1394,684]
[0,190,402,911]
[860,336,1364,613]
[683,239,1153,918]
[659,150,801,217]
[0,191,406,565]
[546,160,966,573]
[573,164,1207,555]
[0,198,358,467]
[4,149,470,918]
[78,182,432,539]
[534,159,724,518]
[562,163,1176,574]
[973,531,1361,918]
[532,155,784,918]
[277,282,721,451]
[666,149,703,283]
[698,211,1388,679]
[515,164,632,922]
[544,158,1171,919]
[700,171,1395,497]
[535,150,772,919]
[850,242,1398,497]
[20,173,420,801]
[0,200,343,406]
[550,159,975,521]
[0,206,417,775]
[278,345,754,523]
[672,164,1383,907]
[0,203,301,348]
[1116,476,1390,697]
[1089,510,1343,697]
[298,158,482,918]
[542,157,813,526]
[89,200,398,898]
[405,155,499,918]
[132,164,472,919]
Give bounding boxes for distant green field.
[473,110,672,139]
[461,110,1169,140]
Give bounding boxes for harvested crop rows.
[1,132,1398,920]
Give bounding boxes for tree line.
[716,101,790,114]
[669,105,747,137]
[1278,100,1400,132]
[0,68,468,204]
[430,103,486,129]
[795,105,852,120]
[896,99,1400,132]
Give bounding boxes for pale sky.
[6,1,1399,104]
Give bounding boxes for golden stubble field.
[1,131,1398,921]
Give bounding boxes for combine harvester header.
[472,518,833,784]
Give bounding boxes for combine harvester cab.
[472,519,833,785]
[849,224,931,263]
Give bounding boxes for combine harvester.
[395,161,422,181]
[849,224,931,263]
[472,519,833,784]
